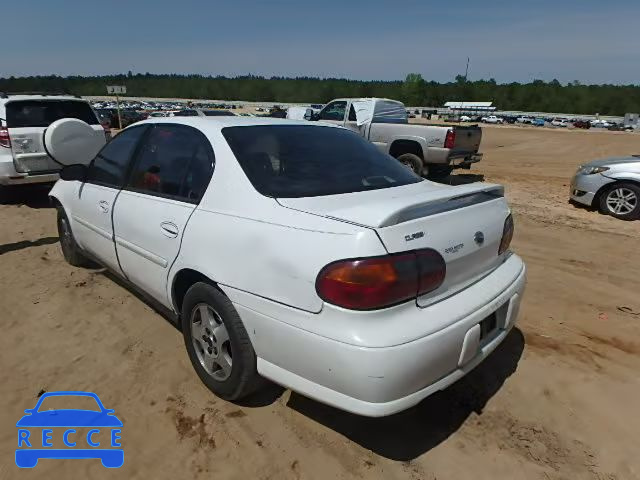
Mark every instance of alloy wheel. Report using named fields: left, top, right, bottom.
left=606, top=187, right=637, bottom=215
left=190, top=303, right=233, bottom=381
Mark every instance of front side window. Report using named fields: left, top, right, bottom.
left=87, top=125, right=149, bottom=187
left=126, top=125, right=213, bottom=202
left=222, top=125, right=421, bottom=198
left=318, top=101, right=347, bottom=121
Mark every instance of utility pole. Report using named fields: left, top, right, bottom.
left=464, top=57, right=470, bottom=82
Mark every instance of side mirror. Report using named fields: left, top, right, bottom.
left=303, top=108, right=314, bottom=121
left=44, top=118, right=106, bottom=167
left=60, top=164, right=88, bottom=182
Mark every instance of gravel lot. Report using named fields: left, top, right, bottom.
left=1, top=125, right=639, bottom=479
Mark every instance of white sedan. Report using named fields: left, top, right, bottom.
left=47, top=116, right=526, bottom=417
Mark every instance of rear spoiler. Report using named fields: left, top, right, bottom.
left=381, top=185, right=504, bottom=227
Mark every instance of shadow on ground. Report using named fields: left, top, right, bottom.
left=0, top=236, right=59, bottom=255
left=0, top=184, right=54, bottom=209
left=441, top=173, right=485, bottom=186
left=287, top=328, right=525, bottom=461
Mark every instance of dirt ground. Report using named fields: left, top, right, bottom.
left=1, top=126, right=639, bottom=480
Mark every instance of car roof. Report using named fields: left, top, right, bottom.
left=0, top=94, right=86, bottom=102
left=137, top=116, right=338, bottom=130
left=329, top=97, right=402, bottom=104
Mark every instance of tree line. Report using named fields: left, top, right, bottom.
left=1, top=73, right=638, bottom=115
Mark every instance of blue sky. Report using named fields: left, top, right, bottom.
left=6, top=1, right=639, bottom=84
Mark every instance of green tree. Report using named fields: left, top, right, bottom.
left=402, top=73, right=425, bottom=106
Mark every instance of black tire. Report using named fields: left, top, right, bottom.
left=181, top=282, right=261, bottom=401
left=427, top=165, right=454, bottom=181
left=397, top=153, right=424, bottom=176
left=598, top=182, right=640, bottom=220
left=56, top=207, right=92, bottom=267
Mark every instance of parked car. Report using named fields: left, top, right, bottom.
left=0, top=92, right=106, bottom=187
left=47, top=116, right=525, bottom=417
left=590, top=119, right=611, bottom=128
left=570, top=155, right=640, bottom=220
left=304, top=98, right=483, bottom=180
left=532, top=118, right=546, bottom=127
left=572, top=120, right=591, bottom=129
left=551, top=118, right=568, bottom=127
left=481, top=115, right=504, bottom=124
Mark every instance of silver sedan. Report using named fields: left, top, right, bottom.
left=570, top=156, right=640, bottom=220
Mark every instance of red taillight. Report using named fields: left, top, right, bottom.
left=444, top=129, right=456, bottom=149
left=416, top=249, right=447, bottom=295
left=316, top=249, right=446, bottom=310
left=499, top=214, right=514, bottom=255
left=0, top=126, right=10, bottom=148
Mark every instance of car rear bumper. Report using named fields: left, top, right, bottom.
left=227, top=254, right=526, bottom=417
left=0, top=159, right=59, bottom=185
left=425, top=147, right=482, bottom=166
left=569, top=172, right=614, bottom=207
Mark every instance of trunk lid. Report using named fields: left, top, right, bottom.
left=6, top=99, right=103, bottom=174
left=278, top=181, right=509, bottom=305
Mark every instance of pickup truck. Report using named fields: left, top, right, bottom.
left=481, top=115, right=504, bottom=124
left=303, top=98, right=483, bottom=180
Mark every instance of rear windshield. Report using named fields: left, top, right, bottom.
left=6, top=100, right=99, bottom=128
left=222, top=125, right=422, bottom=198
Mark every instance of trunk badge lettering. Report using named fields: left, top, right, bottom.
left=445, top=243, right=464, bottom=254
left=404, top=231, right=424, bottom=242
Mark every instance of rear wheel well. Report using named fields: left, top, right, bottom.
left=389, top=140, right=423, bottom=159
left=49, top=195, right=62, bottom=208
left=593, top=179, right=640, bottom=207
left=172, top=269, right=218, bottom=314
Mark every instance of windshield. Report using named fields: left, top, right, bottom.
left=222, top=125, right=422, bottom=198
left=6, top=100, right=99, bottom=127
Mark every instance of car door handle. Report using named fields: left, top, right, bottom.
left=98, top=200, right=110, bottom=213
left=160, top=221, right=179, bottom=238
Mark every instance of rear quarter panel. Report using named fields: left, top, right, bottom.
left=370, top=123, right=446, bottom=155
left=170, top=203, right=385, bottom=313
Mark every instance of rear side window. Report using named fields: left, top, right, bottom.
left=126, top=124, right=214, bottom=203
left=222, top=125, right=421, bottom=198
left=372, top=101, right=408, bottom=124
left=174, top=110, right=199, bottom=117
left=203, top=110, right=235, bottom=117
left=87, top=126, right=149, bottom=187
left=6, top=100, right=99, bottom=127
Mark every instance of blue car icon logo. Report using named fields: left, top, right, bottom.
left=16, top=391, right=123, bottom=468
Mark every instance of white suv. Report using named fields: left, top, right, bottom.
left=0, top=92, right=105, bottom=186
